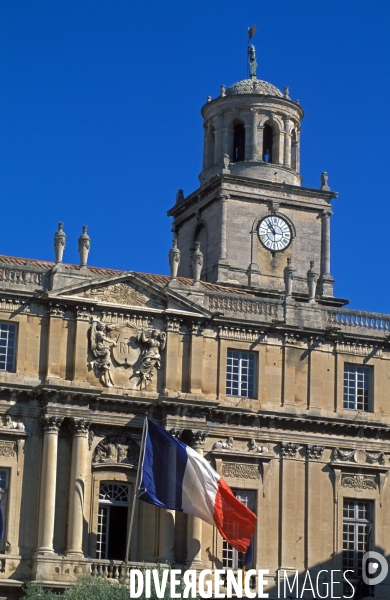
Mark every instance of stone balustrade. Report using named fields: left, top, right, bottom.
left=327, top=309, right=390, bottom=335
left=89, top=560, right=168, bottom=580
left=208, top=294, right=280, bottom=320
left=0, top=268, right=43, bottom=286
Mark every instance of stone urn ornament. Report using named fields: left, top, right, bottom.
left=168, top=238, right=180, bottom=280
left=54, top=222, right=66, bottom=264
left=284, top=257, right=295, bottom=299
left=307, top=260, right=318, bottom=303
left=192, top=242, right=204, bottom=284
left=78, top=226, right=91, bottom=267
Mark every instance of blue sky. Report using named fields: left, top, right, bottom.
left=0, top=0, right=389, bottom=313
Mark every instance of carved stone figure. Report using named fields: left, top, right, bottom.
left=222, top=154, right=230, bottom=170
left=248, top=44, right=257, bottom=78
left=2, top=416, right=25, bottom=431
left=135, top=328, right=166, bottom=388
left=320, top=171, right=330, bottom=191
left=176, top=189, right=184, bottom=204
left=212, top=437, right=234, bottom=451
left=248, top=439, right=267, bottom=453
left=78, top=226, right=91, bottom=267
left=89, top=319, right=118, bottom=387
left=54, top=222, right=66, bottom=264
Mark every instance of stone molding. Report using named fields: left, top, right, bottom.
left=218, top=325, right=267, bottom=343
left=209, top=296, right=279, bottom=319
left=0, top=441, right=16, bottom=457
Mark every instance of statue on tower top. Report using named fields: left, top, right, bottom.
left=248, top=44, right=258, bottom=79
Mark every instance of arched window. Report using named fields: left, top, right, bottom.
left=96, top=483, right=130, bottom=560
left=232, top=123, right=245, bottom=163
left=263, top=124, right=274, bottom=163
left=291, top=129, right=297, bottom=171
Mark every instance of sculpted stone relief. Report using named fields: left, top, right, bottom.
left=88, top=318, right=166, bottom=389
left=93, top=435, right=139, bottom=467
left=81, top=281, right=165, bottom=310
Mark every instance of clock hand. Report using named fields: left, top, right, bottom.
left=267, top=220, right=276, bottom=236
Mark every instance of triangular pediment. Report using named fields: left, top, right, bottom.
left=50, top=272, right=210, bottom=317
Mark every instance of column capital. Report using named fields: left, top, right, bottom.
left=75, top=306, right=91, bottom=321
left=165, top=317, right=182, bottom=333
left=49, top=303, right=66, bottom=318
left=70, top=418, right=91, bottom=436
left=188, top=430, right=208, bottom=450
left=307, top=444, right=325, bottom=460
left=40, top=415, right=64, bottom=433
left=322, top=209, right=333, bottom=218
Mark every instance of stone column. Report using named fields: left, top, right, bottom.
left=66, top=418, right=91, bottom=556
left=283, top=119, right=293, bottom=167
left=257, top=125, right=264, bottom=160
left=158, top=428, right=182, bottom=563
left=250, top=109, right=259, bottom=160
left=321, top=211, right=332, bottom=276
left=186, top=430, right=207, bottom=568
left=164, top=318, right=181, bottom=392
left=219, top=194, right=229, bottom=262
left=73, top=307, right=90, bottom=382
left=318, top=211, right=334, bottom=297
left=37, top=415, right=64, bottom=553
left=295, top=127, right=301, bottom=172
left=214, top=113, right=223, bottom=165
left=46, top=305, right=65, bottom=379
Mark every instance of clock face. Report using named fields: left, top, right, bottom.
left=258, top=216, right=292, bottom=252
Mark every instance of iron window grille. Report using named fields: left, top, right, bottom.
left=226, top=350, right=256, bottom=398
left=343, top=364, right=372, bottom=411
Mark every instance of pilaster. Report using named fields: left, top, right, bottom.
left=164, top=318, right=181, bottom=392
left=186, top=430, right=208, bottom=569
left=73, top=307, right=90, bottom=382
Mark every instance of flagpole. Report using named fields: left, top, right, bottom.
left=124, top=415, right=147, bottom=563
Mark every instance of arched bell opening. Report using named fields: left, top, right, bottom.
left=205, top=124, right=216, bottom=168
left=262, top=121, right=280, bottom=164
left=232, top=121, right=246, bottom=163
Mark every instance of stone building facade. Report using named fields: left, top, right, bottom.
left=0, top=68, right=388, bottom=599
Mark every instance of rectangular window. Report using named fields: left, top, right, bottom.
left=343, top=364, right=372, bottom=411
left=226, top=350, right=256, bottom=398
left=0, top=323, right=17, bottom=372
left=343, top=499, right=372, bottom=578
left=222, top=490, right=256, bottom=570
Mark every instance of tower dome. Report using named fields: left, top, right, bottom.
left=200, top=76, right=304, bottom=186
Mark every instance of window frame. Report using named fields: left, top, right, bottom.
left=222, top=489, right=256, bottom=570
left=342, top=498, right=373, bottom=578
left=0, top=322, right=17, bottom=373
left=96, top=482, right=130, bottom=560
left=343, top=363, right=373, bottom=412
left=226, top=349, right=257, bottom=399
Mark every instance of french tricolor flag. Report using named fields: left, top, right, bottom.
left=139, top=419, right=256, bottom=553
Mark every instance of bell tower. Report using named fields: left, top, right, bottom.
left=168, top=44, right=340, bottom=303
